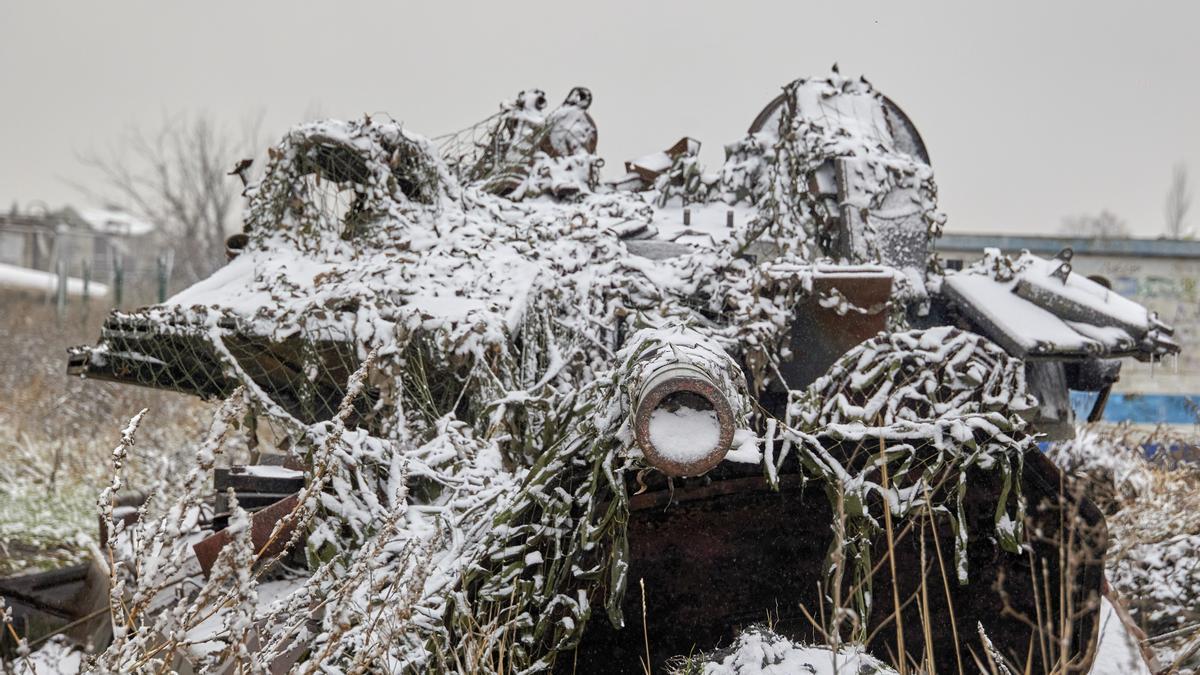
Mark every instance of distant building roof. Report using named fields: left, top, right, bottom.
left=0, top=206, right=156, bottom=237
left=935, top=233, right=1200, bottom=259
left=77, top=207, right=156, bottom=236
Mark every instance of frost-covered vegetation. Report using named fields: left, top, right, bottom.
left=0, top=297, right=208, bottom=577
left=1048, top=425, right=1200, bottom=673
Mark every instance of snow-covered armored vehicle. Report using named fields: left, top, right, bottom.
left=64, top=74, right=1175, bottom=672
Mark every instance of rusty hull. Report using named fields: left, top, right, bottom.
left=192, top=493, right=301, bottom=578
left=563, top=451, right=1106, bottom=674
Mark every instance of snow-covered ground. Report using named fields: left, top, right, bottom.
left=14, top=637, right=84, bottom=675
left=673, top=628, right=896, bottom=674
left=1093, top=597, right=1152, bottom=675
left=0, top=262, right=109, bottom=298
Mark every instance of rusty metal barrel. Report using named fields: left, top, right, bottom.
left=632, top=360, right=739, bottom=477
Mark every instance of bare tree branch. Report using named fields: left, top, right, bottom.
left=1059, top=210, right=1129, bottom=239
left=1165, top=163, right=1193, bottom=239
left=78, top=112, right=263, bottom=283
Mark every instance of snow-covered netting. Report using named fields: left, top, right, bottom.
left=51, top=73, right=1176, bottom=673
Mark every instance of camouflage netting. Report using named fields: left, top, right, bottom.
left=720, top=76, right=944, bottom=305
left=436, top=86, right=602, bottom=199
left=780, top=327, right=1040, bottom=638
left=61, top=75, right=1067, bottom=673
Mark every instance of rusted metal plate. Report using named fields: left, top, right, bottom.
left=777, top=269, right=894, bottom=391
left=565, top=450, right=1105, bottom=674
left=193, top=493, right=300, bottom=578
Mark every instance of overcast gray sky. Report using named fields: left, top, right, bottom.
left=2, top=1, right=1197, bottom=236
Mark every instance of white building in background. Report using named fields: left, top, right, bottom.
left=0, top=205, right=159, bottom=292
left=937, top=233, right=1200, bottom=427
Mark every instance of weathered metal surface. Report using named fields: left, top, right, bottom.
left=216, top=466, right=306, bottom=495
left=565, top=450, right=1106, bottom=674
left=0, top=559, right=111, bottom=655
left=1015, top=272, right=1152, bottom=340
left=68, top=314, right=368, bottom=426
left=1087, top=384, right=1114, bottom=423
left=941, top=254, right=1181, bottom=362
left=212, top=466, right=306, bottom=515
left=835, top=157, right=931, bottom=272
left=1025, top=360, right=1077, bottom=440
left=777, top=269, right=894, bottom=392
left=0, top=565, right=90, bottom=623
left=1064, top=357, right=1122, bottom=392
left=562, top=468, right=832, bottom=674
left=632, top=362, right=737, bottom=477
left=192, top=493, right=300, bottom=578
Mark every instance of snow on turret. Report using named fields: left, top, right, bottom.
left=57, top=74, right=1176, bottom=673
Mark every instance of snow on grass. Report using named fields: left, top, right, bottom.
left=0, top=297, right=213, bottom=575
left=17, top=636, right=85, bottom=674
left=0, top=483, right=97, bottom=575
left=670, top=626, right=896, bottom=675
left=1048, top=423, right=1200, bottom=673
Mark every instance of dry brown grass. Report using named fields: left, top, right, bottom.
left=1050, top=423, right=1200, bottom=672
left=0, top=292, right=212, bottom=574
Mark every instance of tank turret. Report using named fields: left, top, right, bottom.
left=52, top=76, right=1171, bottom=673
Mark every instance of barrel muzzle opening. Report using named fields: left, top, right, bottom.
left=633, top=370, right=736, bottom=477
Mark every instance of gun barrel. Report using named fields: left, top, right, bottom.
left=632, top=361, right=738, bottom=477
